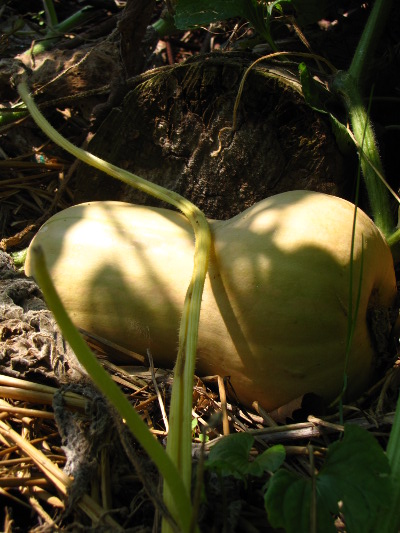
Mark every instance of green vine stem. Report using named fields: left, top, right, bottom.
left=335, top=2, right=399, bottom=531
left=17, top=80, right=210, bottom=532
left=29, top=5, right=96, bottom=56
left=42, top=0, right=58, bottom=28
left=332, top=0, right=394, bottom=237
left=152, top=14, right=178, bottom=37
left=347, top=0, right=393, bottom=88
left=31, top=245, right=192, bottom=532
left=333, top=72, right=393, bottom=236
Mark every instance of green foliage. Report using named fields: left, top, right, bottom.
left=265, top=424, right=392, bottom=533
left=192, top=418, right=209, bottom=442
left=10, top=249, right=28, bottom=270
left=174, top=0, right=291, bottom=50
left=298, top=62, right=330, bottom=108
left=174, top=0, right=335, bottom=34
left=206, top=433, right=285, bottom=480
left=299, top=62, right=353, bottom=154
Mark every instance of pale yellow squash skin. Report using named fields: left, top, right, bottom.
left=25, top=191, right=397, bottom=410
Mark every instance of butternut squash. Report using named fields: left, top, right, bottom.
left=25, top=190, right=397, bottom=410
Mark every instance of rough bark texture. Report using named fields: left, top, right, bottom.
left=0, top=251, right=83, bottom=385
left=74, top=53, right=354, bottom=219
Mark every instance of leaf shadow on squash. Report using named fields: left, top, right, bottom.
left=46, top=201, right=191, bottom=368
left=27, top=192, right=397, bottom=413
left=204, top=192, right=396, bottom=410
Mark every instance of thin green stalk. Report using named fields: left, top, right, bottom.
left=386, top=228, right=400, bottom=248
left=31, top=245, right=191, bottom=531
left=30, top=6, right=96, bottom=56
left=152, top=14, right=179, bottom=37
left=337, top=91, right=372, bottom=422
left=0, top=109, right=29, bottom=128
left=333, top=72, right=393, bottom=236
left=332, top=0, right=394, bottom=236
left=347, top=0, right=393, bottom=87
left=333, top=4, right=400, bottom=528
left=42, top=0, right=58, bottom=28
left=18, top=80, right=210, bottom=533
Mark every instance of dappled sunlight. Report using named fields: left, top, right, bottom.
left=26, top=200, right=196, bottom=367
left=206, top=191, right=396, bottom=408
left=25, top=191, right=397, bottom=411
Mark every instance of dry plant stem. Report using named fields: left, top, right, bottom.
left=18, top=80, right=210, bottom=532
left=0, top=399, right=54, bottom=419
left=0, top=386, right=79, bottom=408
left=252, top=401, right=278, bottom=427
left=0, top=375, right=86, bottom=410
left=147, top=349, right=169, bottom=433
left=30, top=486, right=64, bottom=509
left=0, top=375, right=81, bottom=398
left=0, top=418, right=122, bottom=529
left=21, top=488, right=57, bottom=528
left=217, top=376, right=230, bottom=436
left=0, top=487, right=32, bottom=509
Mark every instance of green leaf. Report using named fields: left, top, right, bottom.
left=299, top=62, right=353, bottom=155
left=206, top=433, right=254, bottom=479
left=318, top=424, right=392, bottom=533
left=298, top=62, right=327, bottom=109
left=265, top=469, right=320, bottom=533
left=247, top=444, right=286, bottom=477
left=327, top=113, right=354, bottom=155
left=265, top=424, right=392, bottom=533
left=267, top=0, right=292, bottom=17
left=206, top=433, right=285, bottom=479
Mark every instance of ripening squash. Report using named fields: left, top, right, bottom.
left=25, top=190, right=397, bottom=410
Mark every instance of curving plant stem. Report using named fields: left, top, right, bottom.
left=333, top=1, right=399, bottom=531
left=31, top=246, right=191, bottom=532
left=332, top=72, right=393, bottom=236
left=332, top=0, right=394, bottom=237
left=17, top=80, right=210, bottom=532
left=347, top=0, right=394, bottom=88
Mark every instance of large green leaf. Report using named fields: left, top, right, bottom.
left=265, top=424, right=392, bottom=533
left=248, top=443, right=286, bottom=477
left=206, top=433, right=285, bottom=479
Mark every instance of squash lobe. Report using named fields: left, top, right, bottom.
left=25, top=191, right=397, bottom=410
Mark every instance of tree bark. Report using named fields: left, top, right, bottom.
left=74, top=53, right=354, bottom=220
